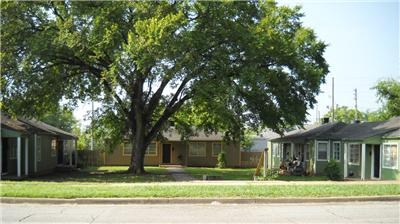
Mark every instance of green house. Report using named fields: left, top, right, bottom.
left=1, top=114, right=78, bottom=178
left=270, top=117, right=400, bottom=180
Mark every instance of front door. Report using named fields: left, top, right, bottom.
left=373, top=145, right=380, bottom=178
left=2, top=138, right=8, bottom=173
left=57, top=140, right=64, bottom=165
left=162, top=144, right=171, bottom=164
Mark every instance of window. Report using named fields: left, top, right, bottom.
left=212, top=143, right=222, bottom=157
left=317, top=141, right=328, bottom=161
left=145, top=143, right=157, bottom=156
left=36, top=136, right=42, bottom=162
left=123, top=142, right=133, bottom=155
left=272, top=143, right=280, bottom=157
left=9, top=138, right=17, bottom=159
left=332, top=142, right=341, bottom=161
left=383, top=144, right=398, bottom=169
left=51, top=139, right=57, bottom=157
left=189, top=142, right=206, bottom=157
left=349, top=144, right=360, bottom=165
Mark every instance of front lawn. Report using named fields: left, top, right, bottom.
left=183, top=167, right=329, bottom=181
left=183, top=167, right=256, bottom=180
left=1, top=181, right=398, bottom=198
left=30, top=166, right=174, bottom=183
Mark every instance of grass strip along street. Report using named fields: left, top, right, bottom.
left=1, top=166, right=399, bottom=199
left=1, top=181, right=399, bottom=199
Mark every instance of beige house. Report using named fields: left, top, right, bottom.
left=102, top=129, right=241, bottom=167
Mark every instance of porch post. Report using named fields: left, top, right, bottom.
left=263, top=148, right=268, bottom=177
left=17, top=137, right=21, bottom=177
left=313, top=140, right=317, bottom=174
left=343, top=143, right=348, bottom=178
left=361, top=143, right=366, bottom=180
left=25, top=138, right=28, bottom=176
left=34, top=134, right=37, bottom=173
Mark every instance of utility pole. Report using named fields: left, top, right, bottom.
left=331, top=77, right=335, bottom=122
left=354, top=88, right=358, bottom=121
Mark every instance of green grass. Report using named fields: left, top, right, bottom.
left=30, top=166, right=174, bottom=183
left=183, top=167, right=329, bottom=181
left=1, top=181, right=398, bottom=198
left=184, top=167, right=256, bottom=180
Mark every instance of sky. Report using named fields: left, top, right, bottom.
left=74, top=0, right=399, bottom=126
left=276, top=0, right=399, bottom=123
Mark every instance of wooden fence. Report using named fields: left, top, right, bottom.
left=77, top=150, right=104, bottom=167
left=240, top=151, right=262, bottom=168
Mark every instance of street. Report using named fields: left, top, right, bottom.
left=1, top=201, right=399, bottom=223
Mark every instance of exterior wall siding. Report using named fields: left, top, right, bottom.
left=102, top=140, right=240, bottom=167
left=35, top=134, right=57, bottom=175
left=381, top=139, right=400, bottom=180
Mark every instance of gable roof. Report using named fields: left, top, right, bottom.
left=1, top=114, right=30, bottom=133
left=19, top=118, right=77, bottom=140
left=1, top=114, right=77, bottom=139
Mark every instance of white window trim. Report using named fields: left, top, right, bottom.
left=332, top=141, right=341, bottom=162
left=316, top=141, right=329, bottom=161
left=382, top=143, right=398, bottom=170
left=145, top=142, right=158, bottom=157
left=348, top=143, right=361, bottom=165
left=211, top=142, right=223, bottom=157
left=189, top=142, right=206, bottom=157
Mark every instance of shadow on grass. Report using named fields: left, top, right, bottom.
left=27, top=166, right=175, bottom=183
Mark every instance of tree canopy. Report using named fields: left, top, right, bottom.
left=1, top=1, right=329, bottom=174
left=324, top=106, right=365, bottom=123
left=372, top=78, right=400, bottom=119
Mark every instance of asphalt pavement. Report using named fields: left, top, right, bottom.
left=2, top=201, right=399, bottom=223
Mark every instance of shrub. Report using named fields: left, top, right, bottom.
left=217, top=152, right=227, bottom=168
left=324, top=160, right=342, bottom=180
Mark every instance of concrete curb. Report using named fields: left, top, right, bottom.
left=1, top=196, right=399, bottom=205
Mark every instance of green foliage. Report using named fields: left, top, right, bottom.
left=217, top=152, right=227, bottom=169
left=41, top=107, right=78, bottom=132
left=372, top=78, right=400, bottom=119
left=324, top=160, right=342, bottom=181
left=2, top=1, right=329, bottom=174
left=240, top=129, right=255, bottom=151
left=324, top=106, right=365, bottom=123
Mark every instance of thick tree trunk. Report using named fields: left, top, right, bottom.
left=128, top=107, right=147, bottom=175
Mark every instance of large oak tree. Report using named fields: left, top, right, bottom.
left=1, top=1, right=328, bottom=174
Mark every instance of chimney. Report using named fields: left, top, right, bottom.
left=322, top=117, right=330, bottom=124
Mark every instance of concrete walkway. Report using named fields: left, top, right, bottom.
left=164, top=165, right=196, bottom=181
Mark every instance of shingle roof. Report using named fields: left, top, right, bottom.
left=1, top=114, right=30, bottom=133
left=272, top=116, right=400, bottom=142
left=19, top=118, right=77, bottom=139
left=1, top=113, right=77, bottom=139
left=272, top=122, right=346, bottom=142
left=330, top=116, right=400, bottom=140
